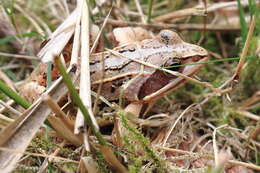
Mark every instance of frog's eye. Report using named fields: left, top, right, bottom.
left=158, top=30, right=182, bottom=45
left=163, top=58, right=181, bottom=72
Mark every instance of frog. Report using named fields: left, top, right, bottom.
left=90, top=30, right=208, bottom=103
left=19, top=30, right=208, bottom=104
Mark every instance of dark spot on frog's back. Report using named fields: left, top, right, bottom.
left=119, top=49, right=127, bottom=53
left=128, top=47, right=136, bottom=52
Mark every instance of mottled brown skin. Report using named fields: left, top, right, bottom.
left=21, top=30, right=208, bottom=103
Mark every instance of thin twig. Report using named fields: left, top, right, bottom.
left=0, top=100, right=21, bottom=117
left=156, top=146, right=260, bottom=171
left=213, top=124, right=228, bottom=165
left=162, top=104, right=195, bottom=146
left=98, top=19, right=240, bottom=31
left=220, top=15, right=256, bottom=89
left=134, top=0, right=146, bottom=24
left=0, top=147, right=78, bottom=163
left=0, top=52, right=38, bottom=60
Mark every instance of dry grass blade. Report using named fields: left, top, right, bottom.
left=0, top=52, right=38, bottom=60
left=156, top=146, right=260, bottom=171
left=134, top=0, right=146, bottom=24
left=100, top=146, right=128, bottom=173
left=0, top=147, right=78, bottom=163
left=0, top=114, right=13, bottom=128
left=212, top=125, right=228, bottom=166
left=0, top=100, right=21, bottom=117
left=153, top=0, right=254, bottom=22
left=37, top=141, right=66, bottom=173
left=0, top=100, right=39, bottom=146
left=79, top=157, right=99, bottom=173
left=101, top=19, right=240, bottom=31
left=43, top=94, right=83, bottom=146
left=233, top=16, right=256, bottom=78
left=75, top=0, right=99, bottom=139
left=70, top=0, right=82, bottom=66
left=162, top=104, right=195, bottom=146
left=220, top=15, right=256, bottom=89
left=153, top=7, right=206, bottom=22
left=0, top=69, right=77, bottom=173
left=38, top=9, right=78, bottom=62
left=47, top=115, right=82, bottom=146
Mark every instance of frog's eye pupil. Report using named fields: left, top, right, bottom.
left=164, top=58, right=181, bottom=72
left=167, top=64, right=180, bottom=72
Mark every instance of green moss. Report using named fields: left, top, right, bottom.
left=118, top=110, right=167, bottom=172
left=240, top=58, right=260, bottom=97
left=92, top=149, right=111, bottom=173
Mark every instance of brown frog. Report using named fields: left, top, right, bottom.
left=20, top=30, right=208, bottom=103
left=90, top=30, right=208, bottom=103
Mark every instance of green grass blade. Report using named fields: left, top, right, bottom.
left=164, top=56, right=258, bottom=69
left=47, top=62, right=52, bottom=88
left=147, top=0, right=154, bottom=23
left=237, top=0, right=248, bottom=44
left=248, top=0, right=256, bottom=17
left=0, top=32, right=40, bottom=45
left=54, top=57, right=107, bottom=146
left=0, top=80, right=31, bottom=109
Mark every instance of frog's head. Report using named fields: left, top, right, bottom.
left=138, top=30, right=209, bottom=102
left=121, top=30, right=209, bottom=103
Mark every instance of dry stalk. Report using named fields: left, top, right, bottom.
left=91, top=9, right=112, bottom=115
left=0, top=100, right=21, bottom=117
left=235, top=110, right=260, bottom=121
left=0, top=147, right=78, bottom=163
left=220, top=15, right=256, bottom=89
left=70, top=2, right=82, bottom=67
left=0, top=100, right=15, bottom=115
left=37, top=141, right=67, bottom=173
left=75, top=0, right=99, bottom=135
left=156, top=146, right=260, bottom=171
left=212, top=124, right=228, bottom=165
left=162, top=104, right=195, bottom=146
left=100, top=19, right=240, bottom=31
left=0, top=52, right=38, bottom=60
left=134, top=0, right=146, bottom=24
left=153, top=0, right=253, bottom=22
left=43, top=94, right=74, bottom=130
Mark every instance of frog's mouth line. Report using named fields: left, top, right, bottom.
left=141, top=56, right=209, bottom=102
